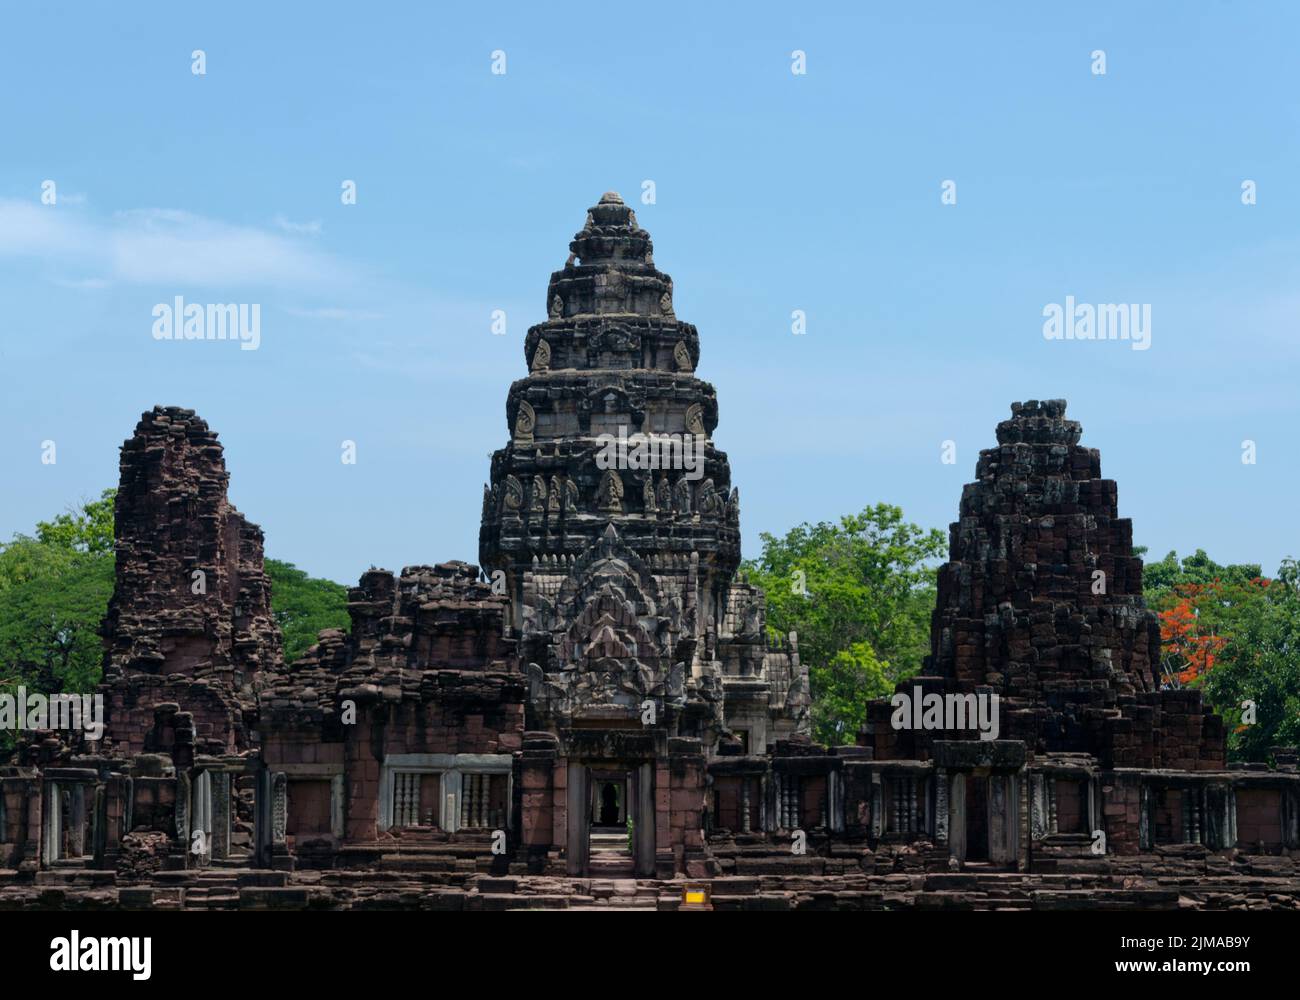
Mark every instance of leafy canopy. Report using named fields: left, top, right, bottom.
left=742, top=504, right=945, bottom=745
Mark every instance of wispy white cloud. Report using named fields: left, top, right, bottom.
left=273, top=214, right=323, bottom=236
left=49, top=275, right=111, bottom=290
left=0, top=199, right=348, bottom=289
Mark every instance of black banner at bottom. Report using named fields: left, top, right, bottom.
left=2, top=908, right=1292, bottom=987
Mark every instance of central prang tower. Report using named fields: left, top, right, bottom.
left=479, top=192, right=808, bottom=751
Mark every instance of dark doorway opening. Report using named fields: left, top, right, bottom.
left=590, top=774, right=627, bottom=830
left=599, top=782, right=620, bottom=825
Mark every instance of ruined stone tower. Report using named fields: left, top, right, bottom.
left=101, top=406, right=281, bottom=756
left=478, top=192, right=809, bottom=750
left=865, top=399, right=1224, bottom=770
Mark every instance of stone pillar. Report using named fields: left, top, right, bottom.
left=828, top=769, right=845, bottom=834
left=211, top=771, right=231, bottom=859
left=518, top=733, right=557, bottom=871
left=440, top=771, right=463, bottom=833
left=1030, top=773, right=1046, bottom=840
left=43, top=781, right=61, bottom=865
left=254, top=767, right=271, bottom=867
left=949, top=772, right=966, bottom=865
left=174, top=773, right=190, bottom=861
left=69, top=786, right=86, bottom=858
left=870, top=774, right=884, bottom=839
left=565, top=761, right=588, bottom=876
left=634, top=763, right=655, bottom=877
left=934, top=767, right=949, bottom=846
left=272, top=773, right=287, bottom=845
left=330, top=774, right=345, bottom=839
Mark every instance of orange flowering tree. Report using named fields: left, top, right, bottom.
left=1143, top=550, right=1300, bottom=760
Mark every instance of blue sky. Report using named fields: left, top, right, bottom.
left=2, top=1, right=1298, bottom=584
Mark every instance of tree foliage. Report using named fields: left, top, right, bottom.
left=742, top=504, right=945, bottom=745
left=1144, top=550, right=1300, bottom=763
left=0, top=492, right=118, bottom=756
left=0, top=492, right=350, bottom=707
left=265, top=559, right=351, bottom=662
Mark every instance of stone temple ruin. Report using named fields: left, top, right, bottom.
left=2, top=194, right=1299, bottom=910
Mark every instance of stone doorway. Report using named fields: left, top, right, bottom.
left=567, top=762, right=655, bottom=877
left=949, top=769, right=1019, bottom=869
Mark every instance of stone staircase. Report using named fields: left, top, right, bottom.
left=587, top=831, right=635, bottom=879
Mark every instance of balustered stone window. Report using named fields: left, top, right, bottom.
left=379, top=754, right=512, bottom=833
left=886, top=775, right=926, bottom=835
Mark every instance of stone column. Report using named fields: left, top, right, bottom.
left=69, top=786, right=86, bottom=858
left=949, top=772, right=966, bottom=865
left=440, top=771, right=463, bottom=833
left=175, top=773, right=190, bottom=860
left=934, top=767, right=949, bottom=846
left=634, top=763, right=655, bottom=877
left=211, top=771, right=231, bottom=859
left=271, top=772, right=286, bottom=845
left=565, top=762, right=588, bottom=876
left=330, top=774, right=345, bottom=839
left=43, top=781, right=61, bottom=865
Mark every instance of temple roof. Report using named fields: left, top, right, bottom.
left=569, top=190, right=654, bottom=267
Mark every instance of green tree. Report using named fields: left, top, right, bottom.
left=0, top=493, right=118, bottom=757
left=742, top=504, right=945, bottom=745
left=1143, top=548, right=1262, bottom=601
left=266, top=559, right=350, bottom=663
left=1199, top=558, right=1300, bottom=762
left=32, top=490, right=116, bottom=556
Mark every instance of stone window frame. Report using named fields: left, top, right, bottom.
left=1140, top=778, right=1235, bottom=850
left=1030, top=768, right=1099, bottom=841
left=272, top=764, right=345, bottom=842
left=378, top=753, right=512, bottom=834
left=41, top=774, right=98, bottom=866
